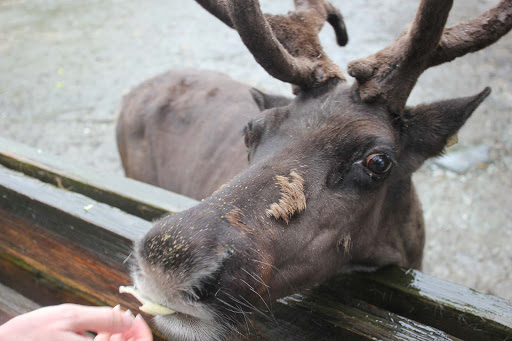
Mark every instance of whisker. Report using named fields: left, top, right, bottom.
left=239, top=303, right=255, bottom=336
left=251, top=255, right=301, bottom=295
left=215, top=297, right=251, bottom=315
left=241, top=268, right=269, bottom=289
left=217, top=311, right=246, bottom=340
left=224, top=292, right=266, bottom=318
left=238, top=294, right=271, bottom=322
left=219, top=297, right=253, bottom=337
left=241, top=268, right=273, bottom=310
left=252, top=259, right=280, bottom=272
left=239, top=278, right=274, bottom=318
left=251, top=258, right=296, bottom=287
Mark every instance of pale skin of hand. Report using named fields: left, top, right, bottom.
left=0, top=304, right=153, bottom=341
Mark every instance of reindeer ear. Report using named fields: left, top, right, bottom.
left=249, top=88, right=293, bottom=111
left=403, top=87, right=491, bottom=158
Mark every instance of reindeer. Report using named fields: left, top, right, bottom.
left=117, top=1, right=512, bottom=340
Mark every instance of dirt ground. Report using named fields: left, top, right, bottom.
left=1, top=0, right=511, bottom=300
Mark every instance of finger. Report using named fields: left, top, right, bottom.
left=110, top=333, right=126, bottom=341
left=94, top=332, right=111, bottom=341
left=53, top=332, right=94, bottom=341
left=59, top=305, right=134, bottom=334
left=123, top=314, right=153, bottom=341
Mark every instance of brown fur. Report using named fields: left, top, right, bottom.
left=117, top=69, right=253, bottom=199
left=338, top=234, right=352, bottom=254
left=265, top=170, right=307, bottom=224
left=225, top=208, right=254, bottom=234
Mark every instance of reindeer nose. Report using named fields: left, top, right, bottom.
left=139, top=208, right=238, bottom=292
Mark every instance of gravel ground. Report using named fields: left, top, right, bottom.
left=1, top=0, right=511, bottom=300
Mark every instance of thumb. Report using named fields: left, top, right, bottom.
left=123, top=314, right=153, bottom=341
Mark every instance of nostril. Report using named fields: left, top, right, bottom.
left=195, top=271, right=223, bottom=302
left=185, top=256, right=228, bottom=303
left=181, top=276, right=220, bottom=303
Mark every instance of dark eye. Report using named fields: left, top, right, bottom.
left=365, top=154, right=393, bottom=174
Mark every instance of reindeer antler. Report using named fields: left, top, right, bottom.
left=348, top=0, right=512, bottom=115
left=195, top=0, right=348, bottom=89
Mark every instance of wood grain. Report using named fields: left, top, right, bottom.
left=0, top=137, right=198, bottom=221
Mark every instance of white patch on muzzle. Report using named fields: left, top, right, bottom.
left=266, top=170, right=306, bottom=224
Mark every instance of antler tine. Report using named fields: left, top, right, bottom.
left=227, top=0, right=319, bottom=86
left=195, top=0, right=233, bottom=28
left=293, top=0, right=349, bottom=46
left=196, top=0, right=348, bottom=89
left=348, top=0, right=454, bottom=114
left=429, top=0, right=512, bottom=68
left=324, top=2, right=349, bottom=46
left=348, top=0, right=512, bottom=115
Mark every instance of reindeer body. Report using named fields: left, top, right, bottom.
left=117, top=1, right=512, bottom=340
left=117, top=69, right=251, bottom=199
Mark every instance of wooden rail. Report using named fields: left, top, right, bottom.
left=0, top=137, right=511, bottom=340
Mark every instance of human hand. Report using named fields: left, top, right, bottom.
left=0, top=303, right=153, bottom=341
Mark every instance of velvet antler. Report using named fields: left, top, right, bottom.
left=348, top=0, right=512, bottom=115
left=195, top=0, right=349, bottom=89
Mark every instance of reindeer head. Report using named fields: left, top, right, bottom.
left=129, top=1, right=511, bottom=340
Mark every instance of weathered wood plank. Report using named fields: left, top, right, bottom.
left=0, top=165, right=150, bottom=265
left=251, top=304, right=366, bottom=341
left=0, top=165, right=143, bottom=307
left=0, top=166, right=170, bottom=338
left=0, top=256, right=166, bottom=341
left=0, top=205, right=136, bottom=310
left=250, top=292, right=461, bottom=341
left=0, top=137, right=198, bottom=221
left=0, top=282, right=40, bottom=324
left=317, top=267, right=512, bottom=340
left=0, top=253, right=93, bottom=308
left=278, top=292, right=461, bottom=341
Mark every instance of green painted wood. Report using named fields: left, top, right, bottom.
left=0, top=137, right=198, bottom=221
left=317, top=267, right=512, bottom=340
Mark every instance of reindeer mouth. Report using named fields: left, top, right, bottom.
left=119, top=286, right=176, bottom=316
left=121, top=285, right=228, bottom=341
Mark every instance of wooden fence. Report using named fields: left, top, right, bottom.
left=0, top=137, right=510, bottom=340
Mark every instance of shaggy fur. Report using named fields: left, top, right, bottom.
left=266, top=170, right=307, bottom=224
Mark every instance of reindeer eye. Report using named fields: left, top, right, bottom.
left=365, top=154, right=393, bottom=174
